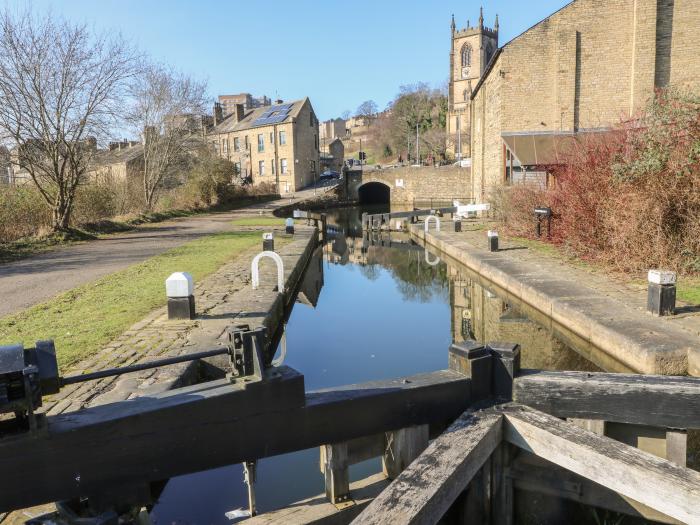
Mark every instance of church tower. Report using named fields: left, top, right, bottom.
left=447, top=8, right=498, bottom=159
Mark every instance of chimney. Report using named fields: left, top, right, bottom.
left=234, top=103, right=245, bottom=123
left=213, top=102, right=223, bottom=126
left=275, top=99, right=283, bottom=105
left=109, top=142, right=119, bottom=151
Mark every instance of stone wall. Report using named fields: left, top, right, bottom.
left=470, top=0, right=700, bottom=199
left=347, top=166, right=472, bottom=205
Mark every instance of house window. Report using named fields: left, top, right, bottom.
left=259, top=160, right=265, bottom=176
left=222, top=139, right=228, bottom=154
left=269, top=132, right=274, bottom=144
left=281, top=158, right=288, bottom=174
left=314, top=135, right=318, bottom=149
left=279, top=130, right=286, bottom=145
left=234, top=162, right=241, bottom=176
left=257, top=134, right=264, bottom=152
left=234, top=137, right=240, bottom=152
left=244, top=136, right=249, bottom=148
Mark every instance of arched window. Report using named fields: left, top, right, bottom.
left=461, top=43, right=472, bottom=67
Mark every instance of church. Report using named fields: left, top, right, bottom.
left=448, top=0, right=700, bottom=201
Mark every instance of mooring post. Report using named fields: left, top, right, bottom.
left=165, top=272, right=195, bottom=320
left=262, top=232, right=274, bottom=252
left=487, top=230, right=499, bottom=252
left=320, top=442, right=350, bottom=504
left=382, top=424, right=429, bottom=480
left=453, top=217, right=462, bottom=232
left=647, top=269, right=676, bottom=316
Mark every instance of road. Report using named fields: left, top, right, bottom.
left=0, top=184, right=335, bottom=318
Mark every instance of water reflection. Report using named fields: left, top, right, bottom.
left=152, top=205, right=600, bottom=523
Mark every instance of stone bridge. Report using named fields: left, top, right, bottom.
left=344, top=166, right=472, bottom=207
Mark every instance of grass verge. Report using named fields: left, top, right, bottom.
left=231, top=217, right=286, bottom=227
left=678, top=278, right=700, bottom=305
left=0, top=195, right=279, bottom=264
left=0, top=231, right=261, bottom=369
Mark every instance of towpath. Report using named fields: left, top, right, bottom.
left=0, top=183, right=333, bottom=317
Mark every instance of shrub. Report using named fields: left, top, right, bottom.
left=0, top=185, right=51, bottom=241
left=496, top=88, right=700, bottom=274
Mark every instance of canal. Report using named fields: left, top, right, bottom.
left=150, top=205, right=607, bottom=524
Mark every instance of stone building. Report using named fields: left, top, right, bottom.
left=319, top=118, right=347, bottom=141
left=218, top=93, right=271, bottom=116
left=446, top=8, right=499, bottom=160
left=320, top=138, right=344, bottom=173
left=467, top=0, right=700, bottom=201
left=208, top=98, right=320, bottom=194
left=87, top=141, right=144, bottom=183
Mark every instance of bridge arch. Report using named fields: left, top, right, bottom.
left=358, top=181, right=390, bottom=205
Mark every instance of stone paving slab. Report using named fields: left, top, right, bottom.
left=38, top=225, right=318, bottom=415
left=411, top=222, right=700, bottom=376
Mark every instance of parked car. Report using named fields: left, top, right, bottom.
left=320, top=170, right=340, bottom=180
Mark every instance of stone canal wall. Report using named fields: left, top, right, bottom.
left=411, top=223, right=699, bottom=377
left=42, top=226, right=320, bottom=414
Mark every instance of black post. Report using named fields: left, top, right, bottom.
left=487, top=342, right=521, bottom=402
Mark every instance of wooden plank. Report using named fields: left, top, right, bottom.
left=514, top=369, right=700, bottom=428
left=0, top=369, right=470, bottom=512
left=247, top=473, right=390, bottom=525
left=666, top=429, right=688, bottom=467
left=382, top=425, right=429, bottom=479
left=502, top=404, right=700, bottom=524
left=323, top=443, right=350, bottom=504
left=352, top=409, right=503, bottom=525
left=509, top=454, right=682, bottom=525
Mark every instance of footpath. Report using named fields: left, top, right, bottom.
left=411, top=221, right=700, bottom=377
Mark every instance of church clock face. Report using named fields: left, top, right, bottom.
left=461, top=66, right=470, bottom=79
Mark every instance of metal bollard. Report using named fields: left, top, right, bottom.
left=262, top=232, right=274, bottom=251
left=285, top=218, right=294, bottom=235
left=487, top=230, right=499, bottom=252
left=647, top=270, right=676, bottom=316
left=251, top=251, right=285, bottom=292
left=166, top=272, right=195, bottom=320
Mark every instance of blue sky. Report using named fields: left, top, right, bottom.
left=14, top=0, right=570, bottom=121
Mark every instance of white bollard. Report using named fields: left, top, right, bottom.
left=166, top=272, right=195, bottom=320
left=251, top=251, right=285, bottom=292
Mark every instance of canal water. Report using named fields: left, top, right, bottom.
left=150, top=205, right=600, bottom=525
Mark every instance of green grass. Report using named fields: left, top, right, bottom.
left=678, top=278, right=700, bottom=305
left=230, top=217, right=286, bottom=226
left=0, top=231, right=261, bottom=369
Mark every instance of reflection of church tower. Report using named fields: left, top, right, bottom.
left=447, top=8, right=498, bottom=160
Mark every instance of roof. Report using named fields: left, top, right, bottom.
left=209, top=98, right=308, bottom=135
left=91, top=144, right=144, bottom=167
left=501, top=128, right=609, bottom=166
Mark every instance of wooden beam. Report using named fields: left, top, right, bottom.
left=513, top=369, right=700, bottom=428
left=382, top=425, right=429, bottom=480
left=352, top=409, right=503, bottom=525
left=502, top=404, right=700, bottom=524
left=509, top=454, right=682, bottom=525
left=0, top=369, right=470, bottom=512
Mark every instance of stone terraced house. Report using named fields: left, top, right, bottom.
left=208, top=98, right=320, bottom=194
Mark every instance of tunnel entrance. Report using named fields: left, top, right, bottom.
left=358, top=182, right=390, bottom=205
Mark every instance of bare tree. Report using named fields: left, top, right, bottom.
left=0, top=10, right=137, bottom=231
left=125, top=65, right=208, bottom=209
left=356, top=100, right=379, bottom=120
left=341, top=110, right=351, bottom=120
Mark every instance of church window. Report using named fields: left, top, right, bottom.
left=461, top=43, right=472, bottom=67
